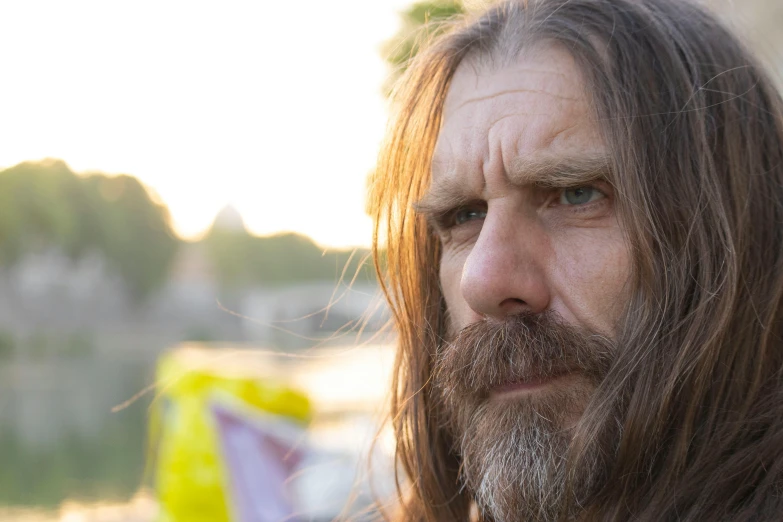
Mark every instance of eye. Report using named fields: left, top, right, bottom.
left=452, top=207, right=487, bottom=226
left=559, top=186, right=605, bottom=205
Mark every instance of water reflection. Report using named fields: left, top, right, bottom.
left=0, top=356, right=153, bottom=509
left=0, top=342, right=395, bottom=521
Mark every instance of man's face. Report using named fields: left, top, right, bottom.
left=429, top=44, right=629, bottom=341
left=421, top=46, right=631, bottom=520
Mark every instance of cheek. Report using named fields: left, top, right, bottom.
left=551, top=230, right=631, bottom=334
left=439, top=249, right=470, bottom=325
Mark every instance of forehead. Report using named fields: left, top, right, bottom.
left=433, top=45, right=604, bottom=183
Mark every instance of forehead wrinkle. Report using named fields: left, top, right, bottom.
left=451, top=88, right=580, bottom=114
left=535, top=118, right=586, bottom=155
left=485, top=110, right=572, bottom=132
left=431, top=150, right=483, bottom=194
left=431, top=127, right=487, bottom=194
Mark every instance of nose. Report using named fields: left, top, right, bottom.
left=460, top=210, right=550, bottom=319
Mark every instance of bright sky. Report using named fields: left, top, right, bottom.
left=0, top=0, right=414, bottom=249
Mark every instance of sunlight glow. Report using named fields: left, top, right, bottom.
left=0, top=0, right=413, bottom=248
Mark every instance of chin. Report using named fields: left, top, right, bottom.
left=452, top=379, right=602, bottom=522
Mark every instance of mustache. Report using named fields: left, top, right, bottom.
left=434, top=312, right=616, bottom=399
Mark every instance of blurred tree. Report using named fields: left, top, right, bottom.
left=202, top=227, right=375, bottom=290
left=0, top=160, right=179, bottom=302
left=381, top=0, right=466, bottom=92
left=89, top=174, right=179, bottom=302
left=0, top=159, right=374, bottom=301
left=0, top=330, right=15, bottom=360
left=247, top=232, right=327, bottom=285
left=0, top=160, right=77, bottom=265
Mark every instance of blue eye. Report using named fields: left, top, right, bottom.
left=454, top=208, right=487, bottom=225
left=560, top=186, right=604, bottom=205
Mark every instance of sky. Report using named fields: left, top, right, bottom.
left=0, top=0, right=414, bottom=248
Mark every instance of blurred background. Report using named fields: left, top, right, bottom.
left=0, top=0, right=781, bottom=521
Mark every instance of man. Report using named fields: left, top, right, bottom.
left=369, top=0, right=783, bottom=520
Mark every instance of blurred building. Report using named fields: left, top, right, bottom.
left=0, top=240, right=386, bottom=358
left=241, top=282, right=388, bottom=347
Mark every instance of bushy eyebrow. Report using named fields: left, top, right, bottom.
left=414, top=152, right=612, bottom=227
left=414, top=175, right=476, bottom=226
left=509, top=153, right=611, bottom=188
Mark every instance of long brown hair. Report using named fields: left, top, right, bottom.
left=369, top=0, right=783, bottom=520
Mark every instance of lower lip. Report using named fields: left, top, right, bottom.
left=490, top=373, right=570, bottom=398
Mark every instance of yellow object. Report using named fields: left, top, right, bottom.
left=149, top=347, right=311, bottom=522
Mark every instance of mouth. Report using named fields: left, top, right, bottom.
left=490, top=372, right=574, bottom=399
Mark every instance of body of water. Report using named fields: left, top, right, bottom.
left=0, top=342, right=396, bottom=521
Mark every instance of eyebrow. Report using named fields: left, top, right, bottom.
left=414, top=153, right=611, bottom=226
left=508, top=152, right=611, bottom=187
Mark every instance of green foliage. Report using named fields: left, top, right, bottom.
left=0, top=159, right=78, bottom=266
left=182, top=326, right=216, bottom=343
left=26, top=332, right=49, bottom=360
left=83, top=174, right=179, bottom=302
left=0, top=159, right=179, bottom=302
left=202, top=228, right=375, bottom=290
left=0, top=159, right=375, bottom=300
left=381, top=0, right=466, bottom=91
left=0, top=330, right=15, bottom=360
left=0, top=383, right=149, bottom=508
left=64, top=330, right=95, bottom=357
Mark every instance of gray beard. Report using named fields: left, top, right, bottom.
left=433, top=314, right=618, bottom=522
left=454, top=385, right=604, bottom=522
